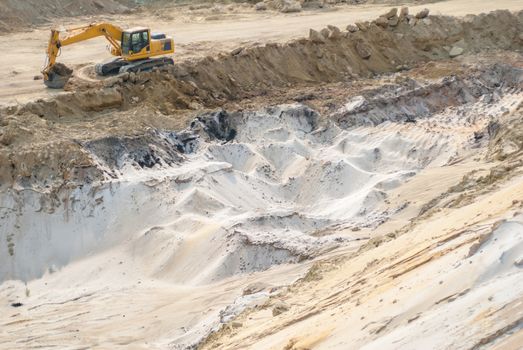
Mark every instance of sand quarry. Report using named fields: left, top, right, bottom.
left=1, top=1, right=523, bottom=349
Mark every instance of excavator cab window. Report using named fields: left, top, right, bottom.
left=122, top=30, right=149, bottom=55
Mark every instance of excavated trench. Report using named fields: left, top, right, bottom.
left=1, top=60, right=522, bottom=284
left=0, top=9, right=523, bottom=350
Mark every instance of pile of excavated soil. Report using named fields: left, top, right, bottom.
left=59, top=8, right=523, bottom=110
left=1, top=9, right=522, bottom=192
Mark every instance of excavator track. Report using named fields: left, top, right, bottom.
left=95, top=59, right=128, bottom=76
left=94, top=57, right=174, bottom=76
left=118, top=57, right=174, bottom=74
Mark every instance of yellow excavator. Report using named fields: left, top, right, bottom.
left=42, top=22, right=175, bottom=88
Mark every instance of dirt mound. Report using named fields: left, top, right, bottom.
left=16, top=9, right=523, bottom=117
left=108, top=9, right=523, bottom=113
left=0, top=0, right=136, bottom=34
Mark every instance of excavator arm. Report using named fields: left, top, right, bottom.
left=42, top=23, right=124, bottom=88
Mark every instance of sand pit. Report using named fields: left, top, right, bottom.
left=2, top=55, right=522, bottom=347
left=1, top=5, right=523, bottom=350
left=0, top=102, right=460, bottom=283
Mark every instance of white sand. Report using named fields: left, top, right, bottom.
left=3, top=82, right=520, bottom=348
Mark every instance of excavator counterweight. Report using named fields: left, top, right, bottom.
left=42, top=23, right=175, bottom=89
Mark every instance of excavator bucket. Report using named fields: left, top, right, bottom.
left=44, top=63, right=73, bottom=89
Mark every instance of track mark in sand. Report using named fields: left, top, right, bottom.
left=389, top=234, right=480, bottom=279
left=27, top=292, right=96, bottom=311
left=283, top=329, right=332, bottom=350
left=2, top=318, right=32, bottom=327
left=434, top=288, right=471, bottom=305
left=380, top=224, right=493, bottom=280
left=360, top=315, right=397, bottom=335
left=373, top=317, right=396, bottom=335
left=469, top=315, right=523, bottom=350
left=238, top=307, right=325, bottom=346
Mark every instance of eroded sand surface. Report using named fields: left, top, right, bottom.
left=1, top=2, right=523, bottom=350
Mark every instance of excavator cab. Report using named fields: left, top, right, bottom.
left=122, top=28, right=150, bottom=57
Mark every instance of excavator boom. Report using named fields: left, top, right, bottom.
left=42, top=22, right=174, bottom=88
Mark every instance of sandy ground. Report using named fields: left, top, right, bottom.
left=0, top=0, right=522, bottom=105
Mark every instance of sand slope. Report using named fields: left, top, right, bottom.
left=2, top=64, right=522, bottom=348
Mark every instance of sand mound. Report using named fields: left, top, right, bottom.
left=1, top=79, right=511, bottom=282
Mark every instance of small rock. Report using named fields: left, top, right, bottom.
left=231, top=47, right=244, bottom=56
left=103, top=76, right=122, bottom=87
left=309, top=29, right=325, bottom=43
left=375, top=16, right=389, bottom=28
left=473, top=131, right=484, bottom=142
left=356, top=22, right=369, bottom=32
left=281, top=0, right=302, bottom=13
left=399, top=7, right=409, bottom=19
left=514, top=258, right=523, bottom=267
left=407, top=15, right=417, bottom=26
left=93, top=1, right=104, bottom=9
left=272, top=301, right=290, bottom=316
left=255, top=2, right=267, bottom=11
left=422, top=18, right=432, bottom=25
left=344, top=95, right=368, bottom=113
left=416, top=8, right=430, bottom=19
left=346, top=24, right=359, bottom=33
left=119, top=72, right=130, bottom=82
left=355, top=41, right=372, bottom=59
left=388, top=15, right=399, bottom=27
left=327, top=25, right=342, bottom=39
left=383, top=8, right=398, bottom=19
left=320, top=27, right=331, bottom=38
left=243, top=281, right=269, bottom=296
left=449, top=46, right=464, bottom=58
left=468, top=242, right=482, bottom=257
left=131, top=96, right=140, bottom=103
left=231, top=321, right=243, bottom=328
left=33, top=75, right=43, bottom=80
left=518, top=33, right=523, bottom=42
